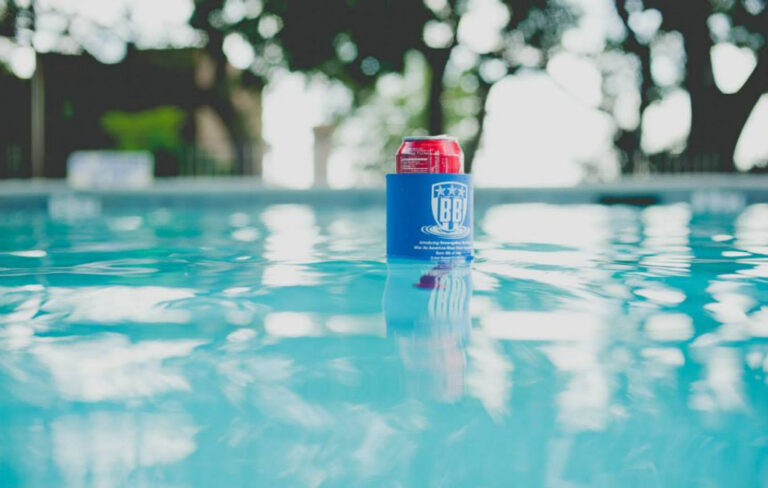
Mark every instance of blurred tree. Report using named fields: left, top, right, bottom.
left=611, top=0, right=768, bottom=173
left=189, top=0, right=432, bottom=175
left=0, top=1, right=20, bottom=39
left=0, top=0, right=270, bottom=176
left=197, top=0, right=433, bottom=177
left=190, top=0, right=269, bottom=175
left=432, top=0, right=577, bottom=172
left=268, top=0, right=429, bottom=93
left=261, top=0, right=576, bottom=173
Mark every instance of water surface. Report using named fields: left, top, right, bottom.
left=1, top=198, right=767, bottom=487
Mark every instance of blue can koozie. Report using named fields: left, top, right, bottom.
left=386, top=173, right=473, bottom=261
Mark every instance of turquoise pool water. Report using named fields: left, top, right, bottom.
left=1, top=197, right=767, bottom=487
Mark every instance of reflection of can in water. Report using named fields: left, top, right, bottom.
left=384, top=262, right=471, bottom=337
left=383, top=262, right=472, bottom=401
left=396, top=135, right=464, bottom=174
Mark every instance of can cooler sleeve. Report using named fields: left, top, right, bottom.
left=386, top=173, right=473, bottom=261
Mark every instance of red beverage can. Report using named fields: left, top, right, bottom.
left=396, top=135, right=463, bottom=174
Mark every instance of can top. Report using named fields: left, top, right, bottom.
left=402, top=134, right=457, bottom=142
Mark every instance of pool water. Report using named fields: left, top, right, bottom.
left=1, top=198, right=767, bottom=487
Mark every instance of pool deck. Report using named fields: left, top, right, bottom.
left=0, top=174, right=766, bottom=209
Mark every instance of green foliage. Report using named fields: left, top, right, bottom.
left=187, top=0, right=580, bottom=175
left=100, top=106, right=187, bottom=153
left=342, top=52, right=430, bottom=177
left=443, top=69, right=484, bottom=148
left=192, top=0, right=431, bottom=99
left=0, top=0, right=18, bottom=38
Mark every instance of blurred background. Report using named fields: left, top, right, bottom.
left=0, top=0, right=766, bottom=188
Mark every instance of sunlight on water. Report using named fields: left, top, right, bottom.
left=0, top=198, right=767, bottom=487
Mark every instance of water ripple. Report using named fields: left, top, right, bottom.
left=1, top=201, right=767, bottom=486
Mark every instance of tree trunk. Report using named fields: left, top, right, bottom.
left=687, top=46, right=768, bottom=173
left=676, top=2, right=762, bottom=173
left=199, top=26, right=253, bottom=175
left=681, top=8, right=728, bottom=172
left=201, top=83, right=248, bottom=174
left=686, top=93, right=743, bottom=172
left=464, top=80, right=491, bottom=174
left=614, top=129, right=643, bottom=174
left=230, top=81, right=264, bottom=176
left=615, top=0, right=654, bottom=174
left=425, top=48, right=451, bottom=135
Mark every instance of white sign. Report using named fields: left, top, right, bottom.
left=67, top=151, right=154, bottom=190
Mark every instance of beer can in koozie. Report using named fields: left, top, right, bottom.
left=396, top=135, right=463, bottom=174
left=387, top=137, right=473, bottom=261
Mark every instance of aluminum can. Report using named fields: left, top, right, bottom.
left=396, top=135, right=463, bottom=174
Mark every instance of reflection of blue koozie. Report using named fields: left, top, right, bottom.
left=386, top=173, right=473, bottom=261
left=383, top=261, right=472, bottom=401
left=383, top=262, right=472, bottom=338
